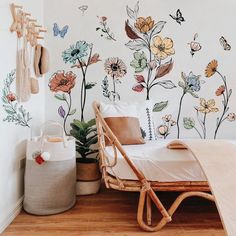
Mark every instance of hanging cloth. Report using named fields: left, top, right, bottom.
left=15, top=20, right=31, bottom=102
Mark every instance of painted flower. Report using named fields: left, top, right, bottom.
left=104, top=57, right=127, bottom=78
left=6, top=93, right=16, bottom=102
left=49, top=70, right=76, bottom=93
left=205, top=59, right=218, bottom=78
left=132, top=84, right=145, bottom=92
left=130, top=51, right=147, bottom=73
left=215, top=85, right=225, bottom=96
left=134, top=16, right=154, bottom=33
left=226, top=113, right=236, bottom=122
left=197, top=98, right=219, bottom=114
left=157, top=125, right=169, bottom=136
left=135, top=75, right=145, bottom=83
left=148, top=60, right=157, bottom=70
left=181, top=72, right=201, bottom=92
left=162, top=114, right=172, bottom=122
left=150, top=36, right=175, bottom=60
left=100, top=16, right=107, bottom=22
left=62, top=41, right=89, bottom=64
left=189, top=41, right=202, bottom=56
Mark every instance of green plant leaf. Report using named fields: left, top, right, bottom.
left=153, top=101, right=168, bottom=112
left=183, top=117, right=195, bottom=129
left=69, top=109, right=76, bottom=116
left=85, top=82, right=97, bottom=90
left=157, top=80, right=176, bottom=89
left=54, top=93, right=66, bottom=101
left=178, top=81, right=185, bottom=89
left=187, top=90, right=199, bottom=98
left=87, top=118, right=96, bottom=127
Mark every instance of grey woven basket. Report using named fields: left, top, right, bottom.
left=23, top=121, right=76, bottom=215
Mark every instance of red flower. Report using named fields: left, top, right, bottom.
left=7, top=93, right=16, bottom=102
left=35, top=155, right=45, bottom=165
left=132, top=84, right=144, bottom=92
left=49, top=70, right=76, bottom=93
left=135, top=75, right=145, bottom=83
left=215, top=85, right=225, bottom=96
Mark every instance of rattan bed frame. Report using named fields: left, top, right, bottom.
left=93, top=102, right=215, bottom=232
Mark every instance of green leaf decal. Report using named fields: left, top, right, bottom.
left=54, top=93, right=67, bottom=101
left=183, top=117, right=195, bottom=129
left=153, top=101, right=168, bottom=112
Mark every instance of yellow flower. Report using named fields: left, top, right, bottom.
left=198, top=98, right=219, bottom=114
left=205, top=60, right=218, bottom=77
left=150, top=36, right=175, bottom=60
left=134, top=16, right=154, bottom=33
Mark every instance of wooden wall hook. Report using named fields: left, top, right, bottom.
left=39, top=29, right=47, bottom=33
left=28, top=18, right=37, bottom=22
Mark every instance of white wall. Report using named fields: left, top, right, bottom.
left=44, top=0, right=236, bottom=139
left=0, top=0, right=45, bottom=232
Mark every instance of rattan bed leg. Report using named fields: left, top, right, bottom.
left=137, top=190, right=170, bottom=232
left=146, top=194, right=152, bottom=226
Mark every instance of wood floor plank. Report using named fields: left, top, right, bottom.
left=2, top=186, right=225, bottom=236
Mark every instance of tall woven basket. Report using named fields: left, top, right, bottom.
left=23, top=121, right=76, bottom=215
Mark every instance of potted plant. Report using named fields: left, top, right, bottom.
left=70, top=118, right=101, bottom=195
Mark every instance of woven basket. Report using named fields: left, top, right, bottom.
left=23, top=121, right=76, bottom=215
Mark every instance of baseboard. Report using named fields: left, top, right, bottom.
left=0, top=196, right=23, bottom=234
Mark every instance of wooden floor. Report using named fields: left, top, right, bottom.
left=3, top=186, right=225, bottom=236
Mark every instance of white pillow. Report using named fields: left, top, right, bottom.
left=100, top=100, right=156, bottom=141
left=100, top=101, right=138, bottom=118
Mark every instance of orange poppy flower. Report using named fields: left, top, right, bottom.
left=205, top=60, right=218, bottom=77
left=49, top=70, right=76, bottom=93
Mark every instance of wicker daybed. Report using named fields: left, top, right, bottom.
left=93, top=101, right=214, bottom=232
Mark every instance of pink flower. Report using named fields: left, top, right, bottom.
left=135, top=75, right=145, bottom=83
left=132, top=84, right=144, bottom=92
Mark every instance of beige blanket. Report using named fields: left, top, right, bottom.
left=167, top=139, right=236, bottom=236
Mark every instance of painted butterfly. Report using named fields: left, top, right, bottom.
left=219, top=36, right=231, bottom=51
left=169, top=9, right=185, bottom=25
left=78, top=5, right=88, bottom=14
left=53, top=23, right=69, bottom=38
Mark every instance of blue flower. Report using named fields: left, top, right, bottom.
left=183, top=72, right=201, bottom=92
left=62, top=41, right=89, bottom=64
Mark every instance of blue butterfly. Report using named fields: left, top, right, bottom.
left=53, top=23, right=69, bottom=38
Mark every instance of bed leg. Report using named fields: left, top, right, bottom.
left=146, top=194, right=152, bottom=226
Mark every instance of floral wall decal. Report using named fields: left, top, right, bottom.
left=62, top=40, right=101, bottom=121
left=176, top=71, right=202, bottom=138
left=48, top=70, right=76, bottom=135
left=205, top=59, right=234, bottom=138
left=43, top=0, right=236, bottom=140
left=188, top=33, right=202, bottom=57
left=2, top=70, right=31, bottom=127
left=102, top=57, right=127, bottom=101
left=184, top=98, right=219, bottom=139
left=157, top=114, right=176, bottom=139
left=125, top=1, right=176, bottom=100
left=96, top=16, right=116, bottom=41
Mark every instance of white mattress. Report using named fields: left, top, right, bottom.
left=105, top=139, right=236, bottom=182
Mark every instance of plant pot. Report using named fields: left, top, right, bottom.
left=76, top=158, right=101, bottom=195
